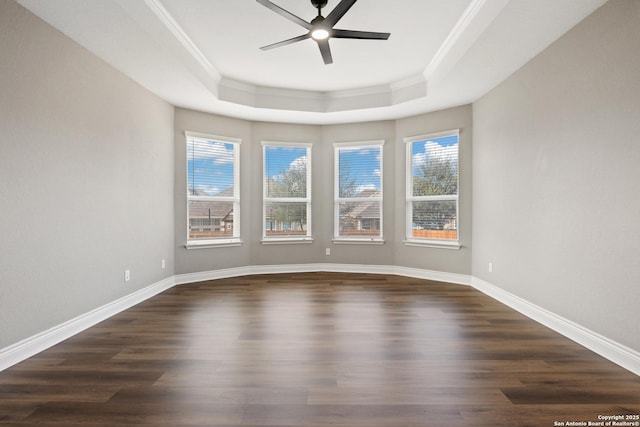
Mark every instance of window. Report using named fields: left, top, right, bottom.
left=262, top=142, right=311, bottom=242
left=334, top=141, right=384, bottom=242
left=405, top=130, right=459, bottom=247
left=186, top=132, right=240, bottom=247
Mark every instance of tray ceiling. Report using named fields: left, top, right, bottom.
left=17, top=0, right=607, bottom=124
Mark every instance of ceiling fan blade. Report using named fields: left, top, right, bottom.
left=256, top=0, right=311, bottom=30
left=332, top=29, right=390, bottom=40
left=317, top=39, right=333, bottom=64
left=324, top=0, right=358, bottom=28
left=260, top=34, right=310, bottom=50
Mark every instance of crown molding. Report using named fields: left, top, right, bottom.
left=423, top=0, right=510, bottom=85
left=138, top=0, right=431, bottom=114
left=142, top=0, right=221, bottom=84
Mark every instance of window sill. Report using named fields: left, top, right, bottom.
left=333, top=238, right=385, bottom=245
left=403, top=239, right=461, bottom=250
left=261, top=237, right=313, bottom=245
left=185, top=239, right=243, bottom=249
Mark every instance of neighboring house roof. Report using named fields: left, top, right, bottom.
left=345, top=190, right=381, bottom=219
left=188, top=187, right=235, bottom=219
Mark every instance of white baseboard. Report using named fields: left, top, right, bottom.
left=471, top=277, right=640, bottom=376
left=2, top=267, right=638, bottom=377
left=0, top=276, right=175, bottom=372
left=393, top=265, right=472, bottom=285
left=3, top=263, right=466, bottom=372
left=175, top=263, right=472, bottom=286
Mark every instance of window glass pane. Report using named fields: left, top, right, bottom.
left=264, top=201, right=308, bottom=236
left=263, top=144, right=311, bottom=239
left=411, top=200, right=457, bottom=240
left=338, top=201, right=381, bottom=237
left=187, top=139, right=236, bottom=196
left=411, top=135, right=458, bottom=197
left=186, top=134, right=239, bottom=242
left=338, top=146, right=382, bottom=198
left=188, top=200, right=235, bottom=240
left=264, top=146, right=308, bottom=198
left=335, top=144, right=382, bottom=239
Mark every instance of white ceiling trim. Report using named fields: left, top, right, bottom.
left=135, top=0, right=496, bottom=114
left=423, top=0, right=509, bottom=85
left=218, top=73, right=428, bottom=113
left=142, top=0, right=221, bottom=88
left=15, top=0, right=608, bottom=125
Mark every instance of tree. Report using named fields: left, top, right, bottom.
left=413, top=157, right=458, bottom=230
left=336, top=162, right=360, bottom=230
left=267, top=160, right=308, bottom=232
left=413, top=157, right=457, bottom=196
left=338, top=162, right=357, bottom=198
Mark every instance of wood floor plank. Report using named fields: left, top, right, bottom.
left=1, top=272, right=639, bottom=425
left=307, top=386, right=511, bottom=405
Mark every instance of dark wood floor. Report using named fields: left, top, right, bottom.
left=1, top=272, right=639, bottom=426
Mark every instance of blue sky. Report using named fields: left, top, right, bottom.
left=187, top=140, right=235, bottom=196
left=338, top=146, right=381, bottom=193
left=265, top=146, right=307, bottom=178
left=188, top=137, right=455, bottom=197
left=412, top=134, right=458, bottom=174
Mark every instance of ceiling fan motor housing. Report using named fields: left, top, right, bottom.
left=258, top=0, right=391, bottom=65
left=311, top=0, right=328, bottom=10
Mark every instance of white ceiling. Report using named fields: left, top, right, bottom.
left=17, top=0, right=607, bottom=124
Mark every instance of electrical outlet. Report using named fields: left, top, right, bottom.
left=325, top=248, right=330, bottom=256
left=488, top=262, right=493, bottom=273
left=161, top=259, right=166, bottom=269
left=124, top=269, right=130, bottom=282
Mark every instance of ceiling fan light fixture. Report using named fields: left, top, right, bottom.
left=311, top=27, right=330, bottom=40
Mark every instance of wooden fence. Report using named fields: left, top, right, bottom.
left=189, top=230, right=233, bottom=239
left=411, top=229, right=457, bottom=240
left=190, top=229, right=456, bottom=240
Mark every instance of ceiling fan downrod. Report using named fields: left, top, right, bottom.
left=311, top=0, right=328, bottom=15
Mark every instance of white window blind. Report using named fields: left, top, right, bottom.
left=334, top=141, right=383, bottom=240
left=186, top=133, right=240, bottom=244
left=262, top=142, right=311, bottom=240
left=405, top=130, right=459, bottom=243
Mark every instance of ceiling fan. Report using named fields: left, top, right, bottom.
left=256, top=0, right=390, bottom=65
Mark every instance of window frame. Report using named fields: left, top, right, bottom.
left=185, top=131, right=241, bottom=249
left=261, top=141, right=313, bottom=244
left=404, top=129, right=460, bottom=249
left=333, top=140, right=385, bottom=244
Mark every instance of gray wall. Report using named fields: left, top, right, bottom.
left=174, top=107, right=473, bottom=275
left=472, top=0, right=640, bottom=350
left=395, top=106, right=473, bottom=274
left=11, top=0, right=637, bottom=367
left=249, top=121, right=324, bottom=266
left=173, top=108, right=252, bottom=273
left=319, top=121, right=397, bottom=266
left=0, top=1, right=175, bottom=349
